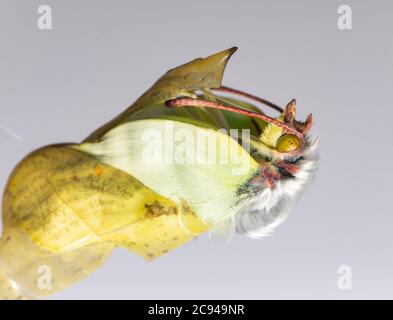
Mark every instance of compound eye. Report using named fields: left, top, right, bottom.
left=276, top=134, right=301, bottom=153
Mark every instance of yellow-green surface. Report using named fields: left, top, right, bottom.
left=1, top=146, right=208, bottom=299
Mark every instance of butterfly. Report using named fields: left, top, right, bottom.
left=0, top=47, right=318, bottom=299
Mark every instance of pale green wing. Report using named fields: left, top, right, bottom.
left=76, top=119, right=260, bottom=225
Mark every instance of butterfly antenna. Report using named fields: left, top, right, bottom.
left=213, top=86, right=284, bottom=113
left=165, top=98, right=303, bottom=138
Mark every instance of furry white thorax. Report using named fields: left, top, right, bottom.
left=235, top=138, right=319, bottom=239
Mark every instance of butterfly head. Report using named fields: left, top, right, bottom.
left=255, top=99, right=314, bottom=164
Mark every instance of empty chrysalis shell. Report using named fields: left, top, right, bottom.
left=0, top=47, right=317, bottom=299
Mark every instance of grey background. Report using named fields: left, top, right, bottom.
left=0, top=0, right=392, bottom=299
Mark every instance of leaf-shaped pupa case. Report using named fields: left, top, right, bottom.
left=0, top=48, right=317, bottom=299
